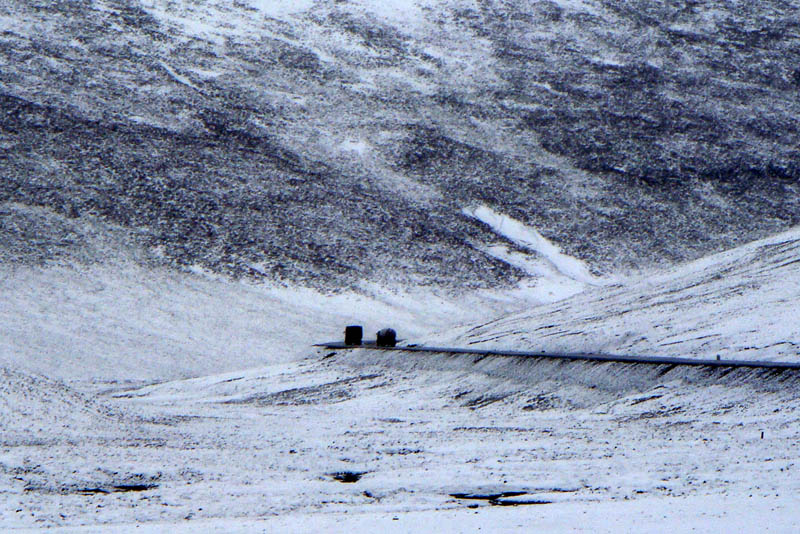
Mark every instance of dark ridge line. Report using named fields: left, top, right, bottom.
left=314, top=342, right=800, bottom=370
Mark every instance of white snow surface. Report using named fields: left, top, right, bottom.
left=247, top=0, right=316, bottom=18
left=0, top=262, right=532, bottom=382
left=464, top=205, right=602, bottom=285
left=158, top=61, right=202, bottom=93
left=462, top=205, right=609, bottom=304
left=4, top=229, right=800, bottom=530
left=448, top=225, right=800, bottom=362
left=11, top=496, right=800, bottom=533
left=5, top=343, right=800, bottom=530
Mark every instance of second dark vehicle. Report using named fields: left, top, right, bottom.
left=376, top=328, right=397, bottom=347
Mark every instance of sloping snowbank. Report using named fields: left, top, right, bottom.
left=448, top=226, right=800, bottom=362
left=0, top=262, right=532, bottom=382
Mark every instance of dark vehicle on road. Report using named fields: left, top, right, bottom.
left=344, top=325, right=363, bottom=346
left=376, top=328, right=397, bottom=347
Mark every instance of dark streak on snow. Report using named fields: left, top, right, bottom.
left=26, top=483, right=158, bottom=495
left=450, top=491, right=551, bottom=506
left=330, top=471, right=366, bottom=483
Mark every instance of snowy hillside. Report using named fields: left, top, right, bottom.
left=3, top=0, right=800, bottom=531
left=0, top=259, right=532, bottom=382
left=2, top=0, right=800, bottom=287
left=3, top=218, right=800, bottom=531
left=445, top=225, right=800, bottom=362
left=0, top=204, right=611, bottom=384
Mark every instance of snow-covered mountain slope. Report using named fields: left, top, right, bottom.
left=2, top=0, right=799, bottom=287
left=444, top=225, right=800, bottom=362
left=0, top=203, right=612, bottom=383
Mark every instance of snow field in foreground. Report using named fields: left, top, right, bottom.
left=5, top=347, right=800, bottom=530
left=10, top=495, right=800, bottom=533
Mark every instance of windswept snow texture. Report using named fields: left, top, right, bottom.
left=449, top=227, right=800, bottom=362
left=4, top=0, right=800, bottom=530
left=0, top=367, right=123, bottom=443
left=2, top=0, right=800, bottom=287
left=4, top=343, right=800, bottom=530
left=0, top=261, right=535, bottom=382
left=3, top=231, right=800, bottom=531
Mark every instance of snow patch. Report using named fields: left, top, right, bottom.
left=549, top=0, right=603, bottom=15
left=248, top=0, right=316, bottom=18
left=339, top=139, right=370, bottom=155
left=159, top=61, right=203, bottom=93
left=139, top=1, right=226, bottom=45
left=480, top=244, right=587, bottom=303
left=464, top=205, right=602, bottom=285
left=0, top=15, right=19, bottom=32
left=347, top=0, right=433, bottom=28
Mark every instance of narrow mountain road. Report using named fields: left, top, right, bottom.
left=316, top=342, right=800, bottom=371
